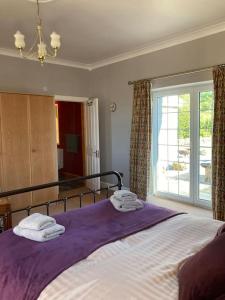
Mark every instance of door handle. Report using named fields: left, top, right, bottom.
left=93, top=150, right=100, bottom=158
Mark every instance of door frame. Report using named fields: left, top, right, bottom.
left=54, top=95, right=89, bottom=177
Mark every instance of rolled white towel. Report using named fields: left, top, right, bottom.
left=13, top=224, right=65, bottom=242
left=19, top=213, right=56, bottom=231
left=110, top=195, right=143, bottom=212
left=114, top=190, right=137, bottom=200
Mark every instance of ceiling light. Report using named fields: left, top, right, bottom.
left=14, top=0, right=61, bottom=65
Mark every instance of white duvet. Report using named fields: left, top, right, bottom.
left=39, top=214, right=222, bottom=300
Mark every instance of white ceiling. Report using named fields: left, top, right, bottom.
left=1, top=0, right=225, bottom=70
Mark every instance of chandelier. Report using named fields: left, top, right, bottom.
left=14, top=0, right=61, bottom=65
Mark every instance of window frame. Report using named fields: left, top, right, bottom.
left=152, top=81, right=213, bottom=209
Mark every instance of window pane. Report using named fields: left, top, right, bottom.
left=200, top=135, right=212, bottom=147
left=158, top=145, right=167, bottom=161
left=168, top=95, right=178, bottom=112
left=199, top=91, right=213, bottom=202
left=162, top=96, right=167, bottom=107
left=179, top=163, right=190, bottom=196
left=199, top=183, right=211, bottom=201
left=200, top=147, right=212, bottom=161
left=168, top=168, right=178, bottom=194
left=168, top=180, right=179, bottom=194
left=179, top=112, right=190, bottom=134
left=179, top=94, right=190, bottom=112
left=156, top=92, right=190, bottom=198
left=178, top=147, right=190, bottom=163
left=200, top=111, right=213, bottom=130
left=199, top=91, right=213, bottom=111
left=168, top=130, right=178, bottom=145
left=179, top=130, right=190, bottom=146
left=158, top=113, right=167, bottom=129
left=157, top=161, right=168, bottom=193
left=168, top=113, right=178, bottom=129
left=168, top=146, right=178, bottom=161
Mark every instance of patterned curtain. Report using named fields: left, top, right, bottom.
left=130, top=80, right=151, bottom=200
left=212, top=66, right=225, bottom=220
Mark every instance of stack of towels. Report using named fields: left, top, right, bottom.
left=13, top=213, right=65, bottom=242
left=110, top=190, right=144, bottom=212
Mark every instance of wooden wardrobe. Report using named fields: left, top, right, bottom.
left=0, top=92, right=58, bottom=213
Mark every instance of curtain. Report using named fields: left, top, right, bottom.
left=130, top=80, right=151, bottom=200
left=212, top=66, right=225, bottom=220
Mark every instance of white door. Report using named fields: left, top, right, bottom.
left=84, top=98, right=100, bottom=191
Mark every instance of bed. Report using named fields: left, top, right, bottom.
left=0, top=171, right=223, bottom=300
left=39, top=214, right=222, bottom=300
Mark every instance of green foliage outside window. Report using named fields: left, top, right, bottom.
left=178, top=91, right=213, bottom=139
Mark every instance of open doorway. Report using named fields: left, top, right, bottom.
left=54, top=95, right=101, bottom=195
left=55, top=100, right=85, bottom=191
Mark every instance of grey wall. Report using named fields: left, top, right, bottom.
left=2, top=31, right=225, bottom=188
left=0, top=55, right=90, bottom=96
left=90, top=31, right=225, bottom=187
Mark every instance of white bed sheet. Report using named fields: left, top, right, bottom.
left=39, top=214, right=222, bottom=300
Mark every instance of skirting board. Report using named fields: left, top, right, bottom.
left=101, top=181, right=129, bottom=191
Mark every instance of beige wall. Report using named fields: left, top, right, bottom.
left=90, top=31, right=225, bottom=187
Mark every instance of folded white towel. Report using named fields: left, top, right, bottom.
left=113, top=195, right=137, bottom=203
left=19, top=213, right=56, bottom=231
left=13, top=224, right=65, bottom=242
left=110, top=195, right=144, bottom=212
left=114, top=190, right=137, bottom=200
left=118, top=200, right=143, bottom=209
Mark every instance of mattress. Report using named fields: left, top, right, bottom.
left=39, top=214, right=222, bottom=300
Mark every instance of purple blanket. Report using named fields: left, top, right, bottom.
left=0, top=199, right=182, bottom=300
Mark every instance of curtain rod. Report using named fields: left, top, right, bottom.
left=128, top=64, right=225, bottom=85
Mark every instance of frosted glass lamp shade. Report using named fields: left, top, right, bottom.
left=50, top=32, right=61, bottom=49
left=38, top=42, right=47, bottom=58
left=14, top=31, right=25, bottom=49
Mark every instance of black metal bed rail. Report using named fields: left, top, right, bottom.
left=0, top=171, right=123, bottom=198
left=0, top=171, right=123, bottom=232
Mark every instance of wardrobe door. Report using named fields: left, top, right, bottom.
left=29, top=95, right=58, bottom=205
left=0, top=93, right=32, bottom=210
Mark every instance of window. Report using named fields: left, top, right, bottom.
left=152, top=83, right=213, bottom=208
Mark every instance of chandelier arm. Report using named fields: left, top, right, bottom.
left=45, top=49, right=57, bottom=58
left=27, top=34, right=39, bottom=56
left=18, top=49, right=35, bottom=60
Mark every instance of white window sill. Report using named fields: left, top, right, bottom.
left=149, top=195, right=213, bottom=219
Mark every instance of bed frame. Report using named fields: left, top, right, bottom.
left=0, top=171, right=123, bottom=232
